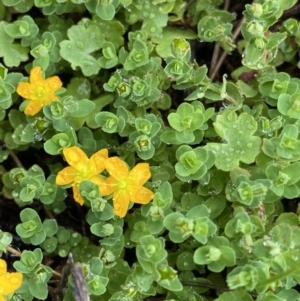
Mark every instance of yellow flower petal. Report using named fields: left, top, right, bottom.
left=128, top=163, right=151, bottom=186
left=113, top=190, right=130, bottom=217
left=45, top=76, right=62, bottom=91
left=100, top=157, right=154, bottom=217
left=57, top=147, right=112, bottom=207
left=90, top=148, right=108, bottom=174
left=16, top=82, right=32, bottom=99
left=16, top=66, right=63, bottom=117
left=131, top=186, right=154, bottom=204
left=0, top=260, right=22, bottom=296
left=90, top=176, right=106, bottom=192
left=56, top=166, right=77, bottom=185
left=40, top=92, right=58, bottom=106
left=63, top=146, right=88, bottom=168
left=24, top=100, right=43, bottom=116
left=0, top=273, right=22, bottom=295
left=30, top=66, right=43, bottom=83
left=97, top=176, right=117, bottom=196
left=73, top=185, right=84, bottom=205
left=105, top=157, right=129, bottom=181
left=0, top=259, right=6, bottom=274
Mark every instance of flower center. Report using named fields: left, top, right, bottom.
left=74, top=162, right=95, bottom=183
left=33, top=85, right=49, bottom=102
left=118, top=180, right=127, bottom=189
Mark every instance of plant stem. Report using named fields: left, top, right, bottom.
left=8, top=149, right=24, bottom=169
left=6, top=245, right=61, bottom=278
left=181, top=280, right=231, bottom=291
left=6, top=245, right=21, bottom=256
left=210, top=15, right=245, bottom=81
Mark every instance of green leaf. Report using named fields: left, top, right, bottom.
left=156, top=261, right=183, bottom=291
left=16, top=208, right=46, bottom=245
left=175, top=146, right=214, bottom=182
left=136, top=235, right=167, bottom=273
left=91, top=16, right=125, bottom=49
left=96, top=2, right=116, bottom=20
left=123, top=39, right=149, bottom=70
left=0, top=21, right=29, bottom=67
left=176, top=251, right=195, bottom=271
left=0, top=231, right=12, bottom=253
left=68, top=99, right=95, bottom=118
left=61, top=77, right=91, bottom=101
left=278, top=93, right=300, bottom=119
left=4, top=20, right=30, bottom=38
left=59, top=24, right=105, bottom=76
left=205, top=195, right=226, bottom=219
left=215, top=290, right=254, bottom=301
left=152, top=27, right=197, bottom=58
left=98, top=41, right=118, bottom=69
left=41, top=237, right=57, bottom=253
left=13, top=248, right=43, bottom=273
left=160, top=129, right=183, bottom=144
left=44, top=129, right=77, bottom=155
left=95, top=111, right=119, bottom=133
left=29, top=276, right=50, bottom=299
left=164, top=212, right=194, bottom=243
left=43, top=219, right=58, bottom=237
left=206, top=110, right=261, bottom=171
left=19, top=15, right=39, bottom=47
left=85, top=94, right=114, bottom=129
left=194, top=237, right=236, bottom=272
left=4, top=0, right=33, bottom=13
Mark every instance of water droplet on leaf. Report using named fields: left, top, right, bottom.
left=76, top=41, right=85, bottom=49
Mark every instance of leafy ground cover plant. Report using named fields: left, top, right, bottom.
left=2, top=0, right=300, bottom=300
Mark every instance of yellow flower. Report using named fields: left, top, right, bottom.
left=0, top=259, right=22, bottom=301
left=56, top=146, right=108, bottom=205
left=16, top=66, right=62, bottom=116
left=99, top=157, right=154, bottom=217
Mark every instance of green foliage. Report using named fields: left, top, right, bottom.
left=278, top=93, right=300, bottom=118
left=43, top=96, right=95, bottom=128
left=44, top=128, right=78, bottom=155
left=43, top=225, right=99, bottom=261
left=240, top=0, right=296, bottom=69
left=0, top=21, right=29, bottom=66
left=197, top=10, right=235, bottom=52
left=194, top=236, right=236, bottom=272
left=0, top=230, right=12, bottom=256
left=141, top=181, right=173, bottom=234
left=226, top=173, right=276, bottom=207
left=262, top=124, right=300, bottom=161
left=136, top=235, right=167, bottom=273
left=164, top=204, right=217, bottom=244
left=123, top=0, right=180, bottom=37
left=10, top=165, right=46, bottom=204
left=129, top=113, right=164, bottom=160
left=0, top=71, right=19, bottom=109
left=98, top=41, right=118, bottom=69
left=175, top=145, right=215, bottom=182
left=60, top=23, right=105, bottom=76
left=16, top=208, right=58, bottom=245
left=66, top=257, right=109, bottom=297
left=162, top=101, right=213, bottom=144
left=206, top=110, right=261, bottom=171
left=14, top=248, right=52, bottom=300
left=2, top=1, right=300, bottom=301
left=123, top=39, right=150, bottom=71
left=40, top=174, right=66, bottom=205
